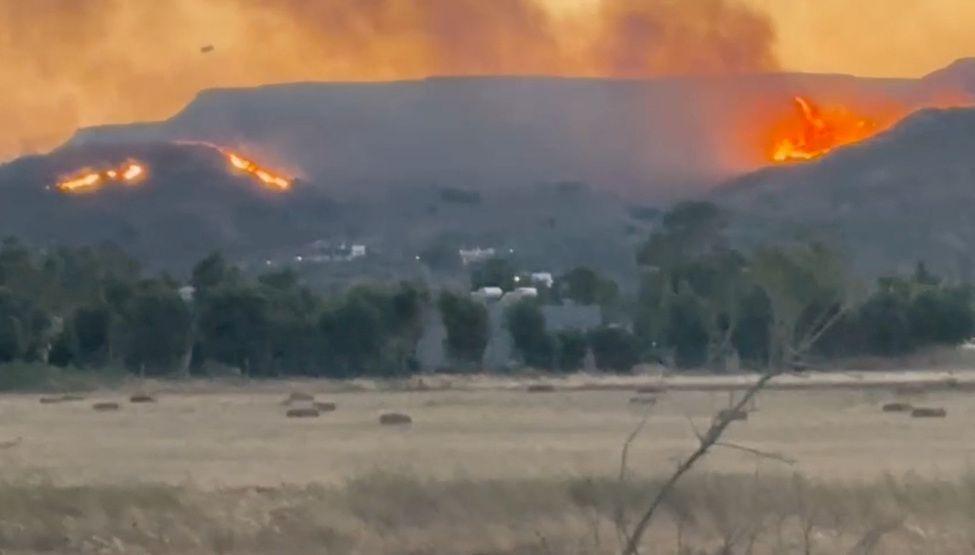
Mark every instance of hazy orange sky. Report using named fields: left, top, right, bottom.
left=1, top=0, right=973, bottom=161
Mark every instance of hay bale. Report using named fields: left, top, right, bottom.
left=282, top=392, right=315, bottom=405
left=129, top=393, right=156, bottom=404
left=716, top=408, right=748, bottom=422
left=379, top=412, right=413, bottom=426
left=911, top=407, right=947, bottom=418
left=527, top=384, right=555, bottom=393
left=636, top=384, right=667, bottom=394
left=286, top=408, right=320, bottom=418
left=92, top=402, right=120, bottom=412
left=882, top=402, right=913, bottom=413
left=39, top=394, right=86, bottom=404
left=629, top=396, right=657, bottom=406
left=313, top=401, right=337, bottom=413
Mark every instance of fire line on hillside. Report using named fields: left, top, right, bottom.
left=54, top=144, right=293, bottom=195
left=176, top=141, right=293, bottom=191
left=768, top=96, right=879, bottom=163
left=56, top=161, right=146, bottom=193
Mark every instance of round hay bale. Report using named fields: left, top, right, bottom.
left=282, top=392, right=315, bottom=405
left=716, top=408, right=748, bottom=422
left=92, top=402, right=120, bottom=412
left=129, top=393, right=156, bottom=404
left=39, top=394, right=86, bottom=404
left=379, top=412, right=413, bottom=426
left=911, top=407, right=947, bottom=418
left=882, top=402, right=913, bottom=413
left=286, top=408, right=320, bottom=418
left=636, top=384, right=666, bottom=394
left=313, top=401, right=337, bottom=413
left=526, top=384, right=555, bottom=393
left=629, top=396, right=657, bottom=406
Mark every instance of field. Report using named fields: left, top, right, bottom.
left=0, top=370, right=973, bottom=553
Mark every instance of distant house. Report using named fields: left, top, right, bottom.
left=459, top=247, right=496, bottom=266
left=177, top=286, right=196, bottom=303
left=503, top=287, right=538, bottom=302
left=530, top=272, right=554, bottom=288
left=300, top=241, right=368, bottom=263
left=471, top=287, right=504, bottom=301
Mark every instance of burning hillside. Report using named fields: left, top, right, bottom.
left=57, top=160, right=147, bottom=193
left=768, top=96, right=878, bottom=162
left=765, top=94, right=969, bottom=164
left=54, top=143, right=292, bottom=194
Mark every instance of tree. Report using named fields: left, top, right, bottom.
left=750, top=244, right=849, bottom=369
left=909, top=286, right=975, bottom=346
left=121, top=283, right=193, bottom=375
left=636, top=201, right=728, bottom=269
left=589, top=326, right=640, bottom=372
left=197, top=285, right=271, bottom=376
left=857, top=289, right=914, bottom=356
left=0, top=314, right=22, bottom=363
left=732, top=286, right=773, bottom=366
left=555, top=329, right=588, bottom=373
left=70, top=305, right=113, bottom=367
left=559, top=266, right=619, bottom=306
left=320, top=294, right=385, bottom=376
left=438, top=292, right=489, bottom=368
left=665, top=284, right=710, bottom=368
left=419, top=241, right=461, bottom=273
left=505, top=299, right=554, bottom=369
left=191, top=252, right=239, bottom=295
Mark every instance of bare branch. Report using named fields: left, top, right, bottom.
left=622, top=371, right=781, bottom=555
left=614, top=408, right=652, bottom=551
left=714, top=441, right=797, bottom=465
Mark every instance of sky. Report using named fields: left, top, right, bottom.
left=1, top=0, right=973, bottom=161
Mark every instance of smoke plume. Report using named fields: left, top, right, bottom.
left=0, top=0, right=778, bottom=160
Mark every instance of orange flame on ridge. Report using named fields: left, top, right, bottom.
left=226, top=152, right=291, bottom=191
left=770, top=96, right=878, bottom=163
left=56, top=161, right=147, bottom=193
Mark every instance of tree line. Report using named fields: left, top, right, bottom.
left=0, top=201, right=972, bottom=377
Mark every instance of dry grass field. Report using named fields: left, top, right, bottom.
left=0, top=370, right=972, bottom=553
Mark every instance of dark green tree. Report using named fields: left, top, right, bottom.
left=122, top=283, right=193, bottom=375
left=555, top=329, right=588, bottom=373
left=589, top=326, right=640, bottom=373
left=197, top=285, right=271, bottom=376
left=505, top=299, right=554, bottom=369
left=438, top=291, right=489, bottom=368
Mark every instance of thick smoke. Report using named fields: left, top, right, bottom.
left=0, top=0, right=778, bottom=160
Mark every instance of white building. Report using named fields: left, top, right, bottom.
left=459, top=247, right=496, bottom=266
left=530, top=272, right=554, bottom=288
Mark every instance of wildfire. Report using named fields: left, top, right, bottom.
left=769, top=96, right=878, bottom=163
left=226, top=152, right=291, bottom=191
left=56, top=161, right=147, bottom=193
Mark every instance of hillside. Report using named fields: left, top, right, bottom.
left=0, top=142, right=338, bottom=270
left=68, top=67, right=969, bottom=200
left=716, top=107, right=975, bottom=278
left=0, top=143, right=643, bottom=278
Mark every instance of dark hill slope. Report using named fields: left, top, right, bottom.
left=716, top=107, right=975, bottom=278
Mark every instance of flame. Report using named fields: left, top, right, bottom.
left=225, top=151, right=292, bottom=191
left=56, top=160, right=147, bottom=193
left=769, top=96, right=878, bottom=162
